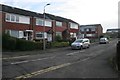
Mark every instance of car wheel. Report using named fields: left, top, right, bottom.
left=80, top=46, right=83, bottom=50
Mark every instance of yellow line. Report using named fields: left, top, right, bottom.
left=15, top=63, right=71, bottom=79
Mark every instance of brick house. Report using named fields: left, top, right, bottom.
left=1, top=4, right=79, bottom=42
left=79, top=24, right=103, bottom=39
left=45, top=13, right=79, bottom=41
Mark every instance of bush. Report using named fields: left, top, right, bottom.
left=55, top=35, right=62, bottom=42
left=2, top=33, right=16, bottom=50
left=2, top=33, right=43, bottom=51
left=2, top=33, right=70, bottom=51
left=16, top=39, right=35, bottom=51
left=51, top=41, right=69, bottom=48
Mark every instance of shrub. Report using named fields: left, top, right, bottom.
left=55, top=35, right=62, bottom=42
left=16, top=39, right=35, bottom=51
left=2, top=33, right=43, bottom=51
left=51, top=41, right=69, bottom=48
left=2, top=33, right=16, bottom=50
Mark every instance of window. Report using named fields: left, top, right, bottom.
left=86, top=28, right=90, bottom=32
left=36, top=18, right=43, bottom=26
left=70, top=32, right=76, bottom=38
left=36, top=32, right=47, bottom=39
left=56, top=21, right=62, bottom=27
left=19, top=16, right=30, bottom=24
left=6, top=13, right=30, bottom=24
left=36, top=34, right=43, bottom=37
left=56, top=32, right=62, bottom=37
left=11, top=15, right=15, bottom=22
left=70, top=23, right=78, bottom=29
left=86, top=34, right=95, bottom=37
left=6, top=14, right=10, bottom=21
left=81, top=28, right=84, bottom=32
left=91, top=28, right=95, bottom=31
left=10, top=30, right=19, bottom=38
left=16, top=16, right=19, bottom=22
left=45, top=20, right=52, bottom=27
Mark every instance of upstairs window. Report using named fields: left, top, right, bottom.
left=16, top=16, right=19, bottom=22
left=70, top=23, right=78, bottom=29
left=11, top=15, right=15, bottom=22
left=36, top=18, right=43, bottom=26
left=6, top=14, right=10, bottom=21
left=56, top=21, right=62, bottom=27
left=91, top=28, right=96, bottom=31
left=45, top=20, right=52, bottom=27
left=5, top=13, right=30, bottom=24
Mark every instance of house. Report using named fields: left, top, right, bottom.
left=45, top=13, right=79, bottom=41
left=79, top=24, right=103, bottom=39
left=106, top=28, right=120, bottom=38
left=0, top=4, right=79, bottom=42
left=106, top=28, right=120, bottom=33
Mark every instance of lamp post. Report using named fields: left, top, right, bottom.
left=43, top=3, right=50, bottom=50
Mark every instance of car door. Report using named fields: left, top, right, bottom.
left=85, top=40, right=89, bottom=47
left=83, top=40, right=87, bottom=48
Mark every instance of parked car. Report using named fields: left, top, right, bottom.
left=71, top=38, right=90, bottom=50
left=99, top=37, right=109, bottom=44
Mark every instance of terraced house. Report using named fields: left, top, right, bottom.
left=79, top=24, right=103, bottom=39
left=0, top=4, right=79, bottom=42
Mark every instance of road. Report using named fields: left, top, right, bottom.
left=2, top=39, right=118, bottom=79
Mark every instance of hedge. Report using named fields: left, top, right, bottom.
left=2, top=34, right=70, bottom=51
left=2, top=34, right=43, bottom=51
left=2, top=34, right=16, bottom=50
left=51, top=41, right=69, bottom=48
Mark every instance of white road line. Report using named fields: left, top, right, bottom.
left=11, top=56, right=55, bottom=65
left=66, top=50, right=85, bottom=56
left=3, top=55, right=30, bottom=60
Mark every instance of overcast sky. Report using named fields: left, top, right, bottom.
left=0, top=0, right=119, bottom=32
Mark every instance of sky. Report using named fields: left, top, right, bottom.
left=0, top=0, right=119, bottom=33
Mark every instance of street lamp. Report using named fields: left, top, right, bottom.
left=43, top=3, right=50, bottom=50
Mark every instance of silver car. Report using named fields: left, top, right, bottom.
left=99, top=38, right=109, bottom=44
left=71, top=38, right=90, bottom=50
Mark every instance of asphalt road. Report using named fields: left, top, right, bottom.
left=2, top=39, right=118, bottom=79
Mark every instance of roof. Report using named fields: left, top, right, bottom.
left=45, top=13, right=79, bottom=24
left=0, top=4, right=43, bottom=18
left=0, top=4, right=79, bottom=24
left=107, top=28, right=120, bottom=31
left=80, top=24, right=102, bottom=27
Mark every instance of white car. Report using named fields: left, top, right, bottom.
left=71, top=38, right=90, bottom=50
left=99, top=38, right=109, bottom=44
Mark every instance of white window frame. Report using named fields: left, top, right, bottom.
left=36, top=18, right=44, bottom=26
left=36, top=32, right=47, bottom=39
left=5, top=13, right=30, bottom=24
left=70, top=32, right=77, bottom=38
left=70, top=22, right=78, bottom=29
left=45, top=20, right=52, bottom=27
left=91, top=28, right=96, bottom=31
left=56, top=21, right=62, bottom=27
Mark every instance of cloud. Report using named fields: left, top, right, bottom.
left=0, top=0, right=119, bottom=32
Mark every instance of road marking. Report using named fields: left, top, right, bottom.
left=15, top=57, right=91, bottom=79
left=66, top=50, right=85, bottom=56
left=3, top=55, right=30, bottom=60
left=15, top=63, right=71, bottom=79
left=11, top=56, right=55, bottom=65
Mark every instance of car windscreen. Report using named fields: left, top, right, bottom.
left=75, top=40, right=83, bottom=43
